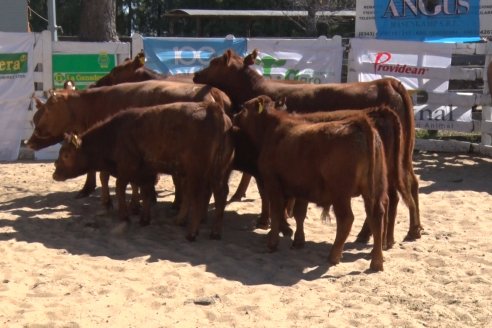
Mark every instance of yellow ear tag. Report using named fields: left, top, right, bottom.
left=71, top=134, right=81, bottom=148
left=139, top=56, right=145, bottom=65
left=258, top=102, right=264, bottom=113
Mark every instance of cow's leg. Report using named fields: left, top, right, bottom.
left=229, top=173, right=251, bottom=202
left=75, top=171, right=97, bottom=198
left=363, top=195, right=386, bottom=272
left=186, top=179, right=209, bottom=241
left=256, top=177, right=271, bottom=229
left=255, top=178, right=292, bottom=236
left=355, top=220, right=371, bottom=244
left=99, top=171, right=113, bottom=211
left=139, top=181, right=155, bottom=226
left=329, top=198, right=354, bottom=265
left=291, top=199, right=308, bottom=249
left=129, top=183, right=141, bottom=215
left=384, top=187, right=399, bottom=249
left=115, top=178, right=130, bottom=222
left=355, top=187, right=397, bottom=250
left=264, top=179, right=284, bottom=252
left=404, top=170, right=423, bottom=241
left=171, top=173, right=182, bottom=211
left=285, top=197, right=295, bottom=218
left=173, top=177, right=190, bottom=226
left=210, top=170, right=231, bottom=240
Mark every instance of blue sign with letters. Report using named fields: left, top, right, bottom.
left=143, top=37, right=247, bottom=75
left=374, top=0, right=480, bottom=42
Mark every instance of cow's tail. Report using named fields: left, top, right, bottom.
left=365, top=117, right=388, bottom=231
left=391, top=78, right=415, bottom=173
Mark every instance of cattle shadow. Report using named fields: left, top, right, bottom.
left=413, top=151, right=492, bottom=194
left=0, top=190, right=376, bottom=287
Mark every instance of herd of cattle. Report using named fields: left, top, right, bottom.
left=26, top=49, right=425, bottom=272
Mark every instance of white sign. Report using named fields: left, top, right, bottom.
left=349, top=38, right=453, bottom=92
left=0, top=32, right=34, bottom=161
left=247, top=36, right=343, bottom=83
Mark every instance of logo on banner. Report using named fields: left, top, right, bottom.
left=255, top=55, right=322, bottom=83
left=0, top=52, right=28, bottom=76
left=374, top=52, right=428, bottom=76
left=382, top=0, right=470, bottom=17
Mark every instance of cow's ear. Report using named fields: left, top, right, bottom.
left=257, top=98, right=264, bottom=114
left=65, top=132, right=82, bottom=148
left=33, top=96, right=44, bottom=109
left=244, top=49, right=258, bottom=67
left=48, top=89, right=56, bottom=97
left=135, top=50, right=145, bottom=67
left=223, top=49, right=233, bottom=65
left=275, top=97, right=287, bottom=111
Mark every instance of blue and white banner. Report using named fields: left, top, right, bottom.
left=143, top=36, right=247, bottom=75
left=356, top=0, right=492, bottom=42
left=247, top=36, right=343, bottom=83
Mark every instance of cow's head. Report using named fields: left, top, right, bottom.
left=53, top=132, right=88, bottom=181
left=93, top=52, right=145, bottom=87
left=26, top=90, right=73, bottom=150
left=193, top=49, right=248, bottom=89
left=233, top=95, right=273, bottom=130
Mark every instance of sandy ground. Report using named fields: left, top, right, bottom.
left=0, top=151, right=491, bottom=328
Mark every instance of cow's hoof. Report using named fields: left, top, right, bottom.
left=404, top=227, right=423, bottom=241
left=210, top=232, right=222, bottom=240
left=328, top=253, right=341, bottom=265
left=355, top=234, right=371, bottom=244
left=383, top=239, right=395, bottom=250
left=280, top=226, right=293, bottom=237
left=76, top=188, right=94, bottom=199
left=291, top=240, right=305, bottom=249
left=186, top=233, right=197, bottom=242
left=370, top=259, right=384, bottom=272
left=139, top=219, right=150, bottom=227
left=256, top=219, right=270, bottom=230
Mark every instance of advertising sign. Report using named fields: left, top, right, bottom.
left=349, top=38, right=471, bottom=131
left=0, top=32, right=34, bottom=161
left=356, top=0, right=492, bottom=42
left=52, top=53, right=116, bottom=90
left=247, top=36, right=343, bottom=83
left=143, top=37, right=247, bottom=75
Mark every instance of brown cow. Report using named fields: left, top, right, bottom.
left=233, top=96, right=388, bottom=271
left=92, top=51, right=193, bottom=87
left=28, top=80, right=232, bottom=210
left=53, top=101, right=234, bottom=240
left=194, top=48, right=422, bottom=243
left=294, top=107, right=404, bottom=249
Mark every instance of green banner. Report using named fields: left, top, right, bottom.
left=0, top=52, right=28, bottom=75
left=52, top=53, right=116, bottom=90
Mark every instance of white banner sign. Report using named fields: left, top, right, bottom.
left=247, top=36, right=343, bottom=83
left=349, top=38, right=453, bottom=92
left=0, top=32, right=34, bottom=161
left=348, top=38, right=471, bottom=130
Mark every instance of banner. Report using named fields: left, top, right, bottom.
left=356, top=0, right=492, bottom=42
left=52, top=53, right=116, bottom=90
left=0, top=32, right=34, bottom=161
left=143, top=37, right=247, bottom=75
left=349, top=38, right=471, bottom=131
left=247, top=36, right=343, bottom=83
left=349, top=38, right=453, bottom=92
